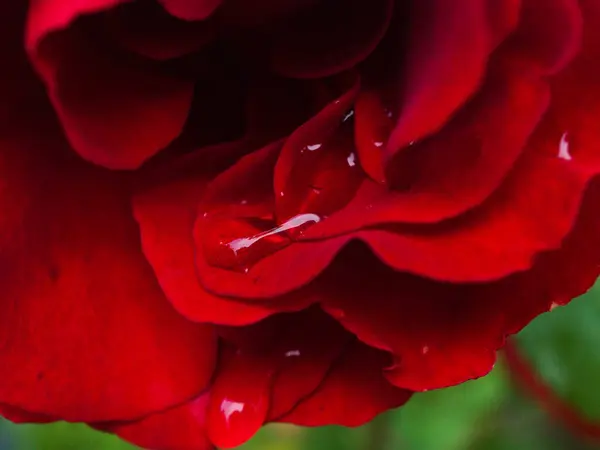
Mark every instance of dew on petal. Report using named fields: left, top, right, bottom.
left=203, top=214, right=321, bottom=272
left=421, top=346, right=430, bottom=355
left=347, top=152, right=357, bottom=167
left=221, top=399, right=245, bottom=422
left=354, top=91, right=396, bottom=183
left=276, top=111, right=364, bottom=223
left=342, top=110, right=355, bottom=122
left=558, top=132, right=572, bottom=161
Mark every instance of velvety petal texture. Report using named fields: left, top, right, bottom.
left=26, top=0, right=194, bottom=169
left=0, top=115, right=217, bottom=422
left=2, top=0, right=600, bottom=449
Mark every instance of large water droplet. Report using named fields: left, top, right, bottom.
left=202, top=213, right=321, bottom=272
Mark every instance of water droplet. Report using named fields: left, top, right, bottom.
left=347, top=152, right=356, bottom=167
left=276, top=112, right=363, bottom=224
left=558, top=132, right=572, bottom=161
left=342, top=109, right=355, bottom=122
left=220, top=399, right=245, bottom=422
left=550, top=301, right=560, bottom=311
left=204, top=214, right=321, bottom=272
left=354, top=91, right=395, bottom=184
left=421, top=346, right=429, bottom=355
left=284, top=349, right=301, bottom=358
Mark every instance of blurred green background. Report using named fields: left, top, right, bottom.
left=2, top=282, right=600, bottom=450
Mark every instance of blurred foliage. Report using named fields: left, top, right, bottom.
left=1, top=282, right=600, bottom=450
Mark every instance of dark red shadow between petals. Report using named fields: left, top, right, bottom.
left=26, top=0, right=193, bottom=170
left=270, top=0, right=393, bottom=79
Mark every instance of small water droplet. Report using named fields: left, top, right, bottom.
left=306, top=143, right=322, bottom=151
left=347, top=152, right=356, bottom=167
left=342, top=109, right=355, bottom=122
left=279, top=191, right=285, bottom=197
left=373, top=141, right=384, bottom=148
left=240, top=199, right=248, bottom=205
left=558, top=132, right=572, bottom=161
left=284, top=349, right=301, bottom=358
left=421, top=346, right=429, bottom=355
left=550, top=301, right=560, bottom=311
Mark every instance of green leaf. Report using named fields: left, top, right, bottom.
left=517, top=283, right=600, bottom=419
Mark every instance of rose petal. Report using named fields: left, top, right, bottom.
left=107, top=394, right=214, bottom=450
left=0, top=404, right=54, bottom=424
left=158, top=0, right=222, bottom=21
left=194, top=139, right=354, bottom=299
left=0, top=121, right=216, bottom=421
left=351, top=143, right=594, bottom=282
left=105, top=0, right=215, bottom=60
left=385, top=0, right=521, bottom=156
left=25, top=0, right=128, bottom=49
left=278, top=341, right=412, bottom=427
left=273, top=75, right=362, bottom=223
left=205, top=347, right=275, bottom=448
left=320, top=246, right=504, bottom=391
left=309, top=61, right=550, bottom=233
left=207, top=308, right=351, bottom=447
left=319, top=178, right=600, bottom=392
left=134, top=146, right=316, bottom=325
left=269, top=0, right=393, bottom=78
left=218, top=0, right=319, bottom=29
left=504, top=0, right=582, bottom=74
left=263, top=310, right=350, bottom=421
left=26, top=0, right=193, bottom=169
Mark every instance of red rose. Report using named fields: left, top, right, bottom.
left=1, top=0, right=600, bottom=449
